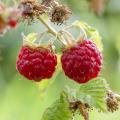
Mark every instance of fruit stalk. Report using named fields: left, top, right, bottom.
left=38, top=16, right=57, bottom=36
left=38, top=16, right=67, bottom=45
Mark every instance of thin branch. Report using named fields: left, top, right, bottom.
left=38, top=16, right=66, bottom=46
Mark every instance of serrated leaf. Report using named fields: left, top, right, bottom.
left=76, top=78, right=109, bottom=112
left=41, top=92, right=72, bottom=120
left=72, top=20, right=103, bottom=51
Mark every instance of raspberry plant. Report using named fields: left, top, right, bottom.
left=0, top=0, right=120, bottom=120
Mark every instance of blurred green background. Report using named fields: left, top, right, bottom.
left=0, top=0, right=120, bottom=120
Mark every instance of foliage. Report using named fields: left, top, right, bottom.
left=41, top=93, right=72, bottom=120
left=77, top=78, right=108, bottom=111
left=41, top=77, right=110, bottom=120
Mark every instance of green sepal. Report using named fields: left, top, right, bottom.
left=72, top=20, right=103, bottom=51
left=25, top=33, right=37, bottom=42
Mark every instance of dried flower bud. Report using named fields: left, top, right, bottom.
left=41, top=0, right=59, bottom=7
left=70, top=101, right=90, bottom=120
left=19, top=0, right=46, bottom=21
left=106, top=90, right=119, bottom=112
left=20, top=0, right=36, bottom=3
left=51, top=4, right=71, bottom=24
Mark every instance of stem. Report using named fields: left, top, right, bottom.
left=61, top=29, right=75, bottom=41
left=64, top=25, right=74, bottom=30
left=38, top=16, right=57, bottom=36
left=38, top=16, right=66, bottom=46
left=60, top=30, right=74, bottom=45
left=79, top=26, right=87, bottom=39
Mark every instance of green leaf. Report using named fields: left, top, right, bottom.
left=41, top=92, right=72, bottom=120
left=72, top=20, right=103, bottom=51
left=76, top=78, right=109, bottom=112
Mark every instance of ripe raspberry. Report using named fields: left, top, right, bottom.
left=61, top=40, right=103, bottom=83
left=16, top=45, right=57, bottom=82
left=8, top=19, right=17, bottom=28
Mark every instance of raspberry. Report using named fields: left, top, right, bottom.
left=8, top=19, right=17, bottom=28
left=16, top=45, right=57, bottom=82
left=61, top=40, right=103, bottom=83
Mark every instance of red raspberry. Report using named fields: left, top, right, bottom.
left=61, top=40, right=103, bottom=84
left=16, top=46, right=57, bottom=82
left=8, top=19, right=17, bottom=28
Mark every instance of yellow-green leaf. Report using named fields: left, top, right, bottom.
left=77, top=78, right=109, bottom=112
left=41, top=92, right=72, bottom=120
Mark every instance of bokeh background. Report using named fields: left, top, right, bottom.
left=0, top=0, right=120, bottom=120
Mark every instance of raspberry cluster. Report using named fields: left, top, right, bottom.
left=16, top=46, right=57, bottom=82
left=5, top=0, right=103, bottom=83
left=16, top=39, right=103, bottom=83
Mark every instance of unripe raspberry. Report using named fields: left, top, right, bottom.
left=61, top=40, right=103, bottom=84
left=16, top=45, right=57, bottom=82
